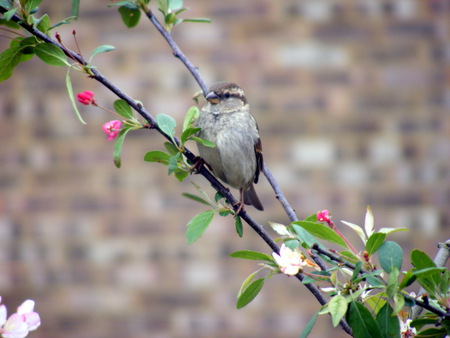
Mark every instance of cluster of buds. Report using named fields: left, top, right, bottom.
left=77, top=91, right=123, bottom=141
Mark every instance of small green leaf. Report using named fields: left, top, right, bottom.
left=143, top=150, right=171, bottom=165
left=347, top=301, right=382, bottom=338
left=35, top=14, right=51, bottom=33
left=392, top=292, right=404, bottom=315
left=90, top=44, right=116, bottom=61
left=340, top=250, right=359, bottom=263
left=182, top=18, right=212, bottom=24
left=351, top=261, right=363, bottom=282
left=180, top=127, right=200, bottom=145
left=3, top=8, right=18, bottom=21
left=214, top=191, right=224, bottom=203
left=293, top=221, right=348, bottom=249
left=411, top=249, right=440, bottom=285
left=376, top=303, right=400, bottom=338
left=236, top=278, right=265, bottom=309
left=341, top=220, right=366, bottom=244
left=173, top=168, right=189, bottom=182
left=398, top=269, right=416, bottom=290
left=291, top=223, right=318, bottom=248
left=0, top=0, right=13, bottom=10
left=118, top=6, right=141, bottom=28
left=156, top=113, right=176, bottom=139
left=113, top=127, right=131, bottom=168
left=269, top=222, right=291, bottom=236
left=183, top=106, right=199, bottom=131
left=365, top=233, right=386, bottom=255
left=0, top=45, right=22, bottom=81
left=234, top=216, right=243, bottom=238
left=65, top=69, right=87, bottom=124
left=364, top=205, right=375, bottom=238
left=35, top=43, right=70, bottom=67
left=386, top=267, right=399, bottom=298
left=25, top=0, right=42, bottom=12
left=377, top=241, right=403, bottom=273
left=181, top=193, right=210, bottom=206
left=113, top=99, right=133, bottom=119
left=300, top=311, right=319, bottom=338
left=186, top=210, right=215, bottom=244
left=284, top=239, right=299, bottom=250
left=230, top=250, right=273, bottom=263
left=329, top=294, right=348, bottom=327
left=191, top=136, right=215, bottom=147
left=158, top=0, right=168, bottom=15
left=71, top=0, right=80, bottom=18
left=169, top=0, right=183, bottom=10
left=164, top=142, right=179, bottom=155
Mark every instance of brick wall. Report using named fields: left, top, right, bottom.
left=0, top=1, right=449, bottom=337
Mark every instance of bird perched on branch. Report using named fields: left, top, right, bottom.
left=196, top=81, right=264, bottom=212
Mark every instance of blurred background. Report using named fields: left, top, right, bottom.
left=0, top=1, right=449, bottom=337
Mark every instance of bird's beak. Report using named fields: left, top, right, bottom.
left=205, top=91, right=219, bottom=104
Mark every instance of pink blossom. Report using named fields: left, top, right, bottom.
left=77, top=90, right=96, bottom=105
left=272, top=244, right=305, bottom=276
left=317, top=209, right=331, bottom=224
left=102, top=120, right=122, bottom=141
left=0, top=298, right=41, bottom=338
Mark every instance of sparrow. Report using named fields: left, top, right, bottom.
left=196, top=81, right=264, bottom=211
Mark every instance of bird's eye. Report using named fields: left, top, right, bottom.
left=224, top=93, right=231, bottom=99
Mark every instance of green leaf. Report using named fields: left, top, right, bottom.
left=164, top=142, right=179, bottom=156
left=143, top=150, right=171, bottom=165
left=191, top=136, right=215, bottom=147
left=113, top=127, right=131, bottom=168
left=386, top=267, right=399, bottom=298
left=186, top=210, right=215, bottom=244
left=347, top=301, right=382, bottom=338
left=365, top=233, right=386, bottom=255
left=329, top=294, right=348, bottom=327
left=376, top=303, right=400, bottom=338
left=351, top=261, right=363, bottom=282
left=65, top=69, right=87, bottom=124
left=341, top=220, right=366, bottom=244
left=113, top=99, right=133, bottom=119
left=340, top=250, right=359, bottom=264
left=35, top=14, right=50, bottom=34
left=398, top=269, right=416, bottom=290
left=3, top=8, right=18, bottom=21
left=292, top=221, right=348, bottom=249
left=118, top=6, right=141, bottom=28
left=173, top=168, right=189, bottom=182
left=377, top=241, right=403, bottom=273
left=392, top=292, right=404, bottom=315
left=300, top=311, right=319, bottom=338
left=0, top=45, right=22, bottom=81
left=180, top=127, right=200, bottom=145
left=413, top=267, right=446, bottom=279
left=229, top=250, right=273, bottom=263
left=35, top=43, right=70, bottom=67
left=411, top=250, right=440, bottom=284
left=183, top=106, right=199, bottom=131
left=236, top=278, right=265, bottom=309
left=284, top=239, right=299, bottom=250
left=181, top=193, right=210, bottom=206
left=169, top=0, right=183, bottom=10
left=0, top=0, right=13, bottom=9
left=25, top=0, right=42, bottom=12
left=182, top=18, right=212, bottom=24
left=158, top=0, right=168, bottom=15
left=291, top=223, right=318, bottom=248
left=156, top=113, right=176, bottom=139
left=71, top=0, right=80, bottom=18
left=234, top=216, right=243, bottom=238
left=90, top=44, right=116, bottom=62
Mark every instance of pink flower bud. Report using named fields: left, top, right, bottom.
left=77, top=91, right=96, bottom=105
left=102, top=120, right=122, bottom=141
left=317, top=209, right=331, bottom=224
